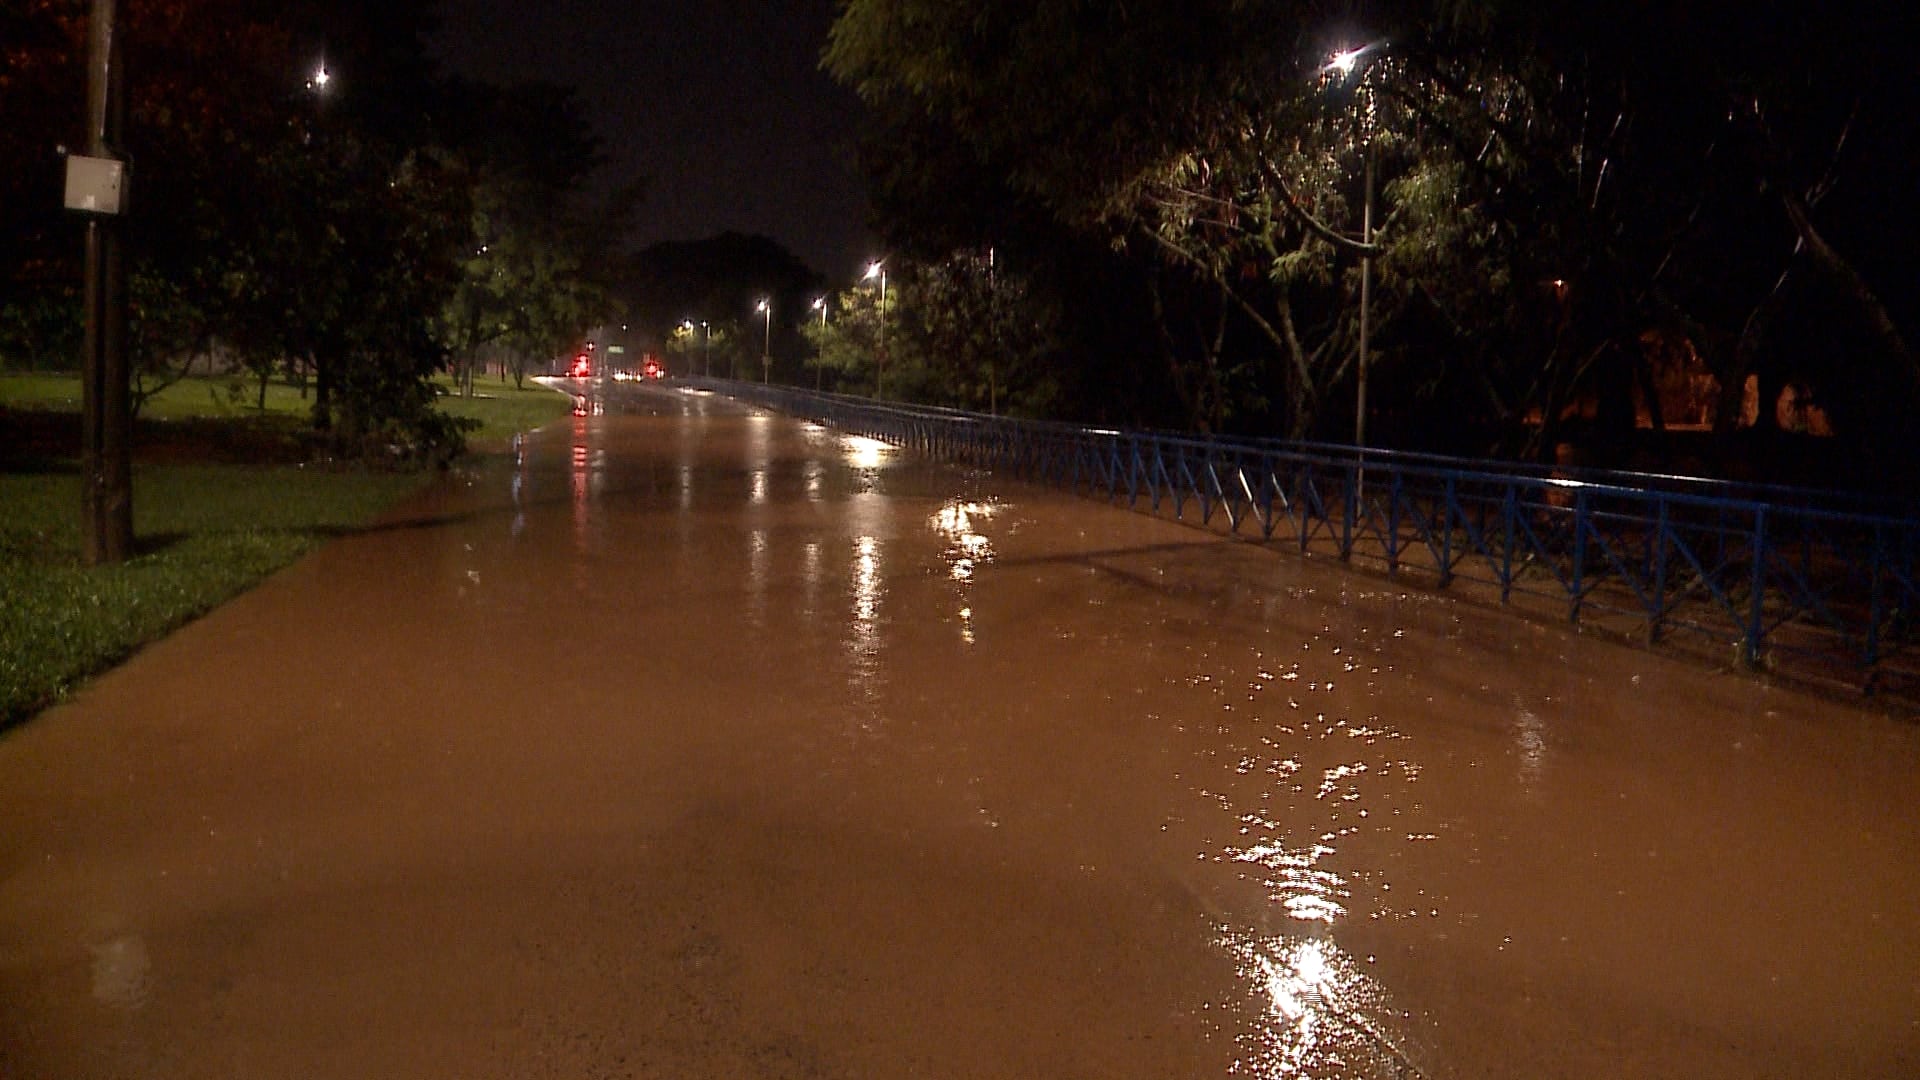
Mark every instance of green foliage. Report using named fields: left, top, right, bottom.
left=828, top=0, right=1920, bottom=473
left=803, top=286, right=889, bottom=395
left=434, top=78, right=616, bottom=396
left=1, top=0, right=623, bottom=467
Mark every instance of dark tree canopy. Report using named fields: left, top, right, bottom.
left=827, top=0, right=1920, bottom=484
left=0, top=0, right=625, bottom=459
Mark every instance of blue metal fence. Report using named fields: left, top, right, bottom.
left=701, top=378, right=1920, bottom=701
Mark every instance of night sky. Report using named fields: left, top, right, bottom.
left=430, top=0, right=874, bottom=280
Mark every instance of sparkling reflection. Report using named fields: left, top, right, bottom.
left=1227, top=837, right=1347, bottom=924
left=1217, top=929, right=1415, bottom=1079
left=847, top=535, right=885, bottom=704
left=844, top=435, right=893, bottom=470
left=929, top=500, right=997, bottom=581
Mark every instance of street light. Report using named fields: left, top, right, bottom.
left=701, top=320, right=711, bottom=377
left=757, top=298, right=772, bottom=383
left=1324, top=42, right=1384, bottom=463
left=307, top=64, right=331, bottom=92
left=811, top=296, right=828, bottom=390
left=865, top=260, right=888, bottom=398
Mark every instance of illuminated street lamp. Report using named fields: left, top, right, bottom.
left=1324, top=42, right=1385, bottom=463
left=865, top=260, right=888, bottom=398
left=810, top=296, right=828, bottom=390
left=307, top=64, right=331, bottom=92
left=1325, top=47, right=1364, bottom=77
left=757, top=298, right=772, bottom=383
left=701, top=320, right=711, bottom=377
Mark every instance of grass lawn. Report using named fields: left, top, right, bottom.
left=0, top=369, right=572, bottom=729
left=0, top=464, right=426, bottom=727
left=429, top=374, right=576, bottom=446
left=0, top=370, right=574, bottom=445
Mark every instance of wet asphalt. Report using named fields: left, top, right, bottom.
left=1, top=381, right=1917, bottom=1078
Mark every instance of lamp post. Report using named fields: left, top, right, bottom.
left=757, top=298, right=772, bottom=383
left=865, top=260, right=888, bottom=398
left=1325, top=43, right=1384, bottom=495
left=701, top=320, right=711, bottom=377
left=811, top=296, right=827, bottom=391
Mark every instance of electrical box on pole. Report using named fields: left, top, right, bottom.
left=64, top=155, right=127, bottom=215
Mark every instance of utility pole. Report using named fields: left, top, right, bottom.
left=76, top=0, right=133, bottom=565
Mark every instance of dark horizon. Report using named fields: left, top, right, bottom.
left=429, top=0, right=875, bottom=280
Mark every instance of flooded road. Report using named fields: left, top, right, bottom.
left=2, top=383, right=1917, bottom=1078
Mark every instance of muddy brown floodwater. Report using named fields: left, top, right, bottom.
left=2, top=383, right=1918, bottom=1078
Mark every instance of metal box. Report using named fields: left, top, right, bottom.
left=64, top=155, right=126, bottom=215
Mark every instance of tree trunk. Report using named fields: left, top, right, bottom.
left=312, top=353, right=333, bottom=432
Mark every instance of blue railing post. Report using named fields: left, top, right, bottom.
left=1501, top=482, right=1517, bottom=603
left=1868, top=522, right=1884, bottom=670
left=1745, top=507, right=1768, bottom=668
left=1649, top=498, right=1669, bottom=645
left=1570, top=488, right=1588, bottom=623
left=1342, top=462, right=1357, bottom=560
left=1389, top=470, right=1407, bottom=577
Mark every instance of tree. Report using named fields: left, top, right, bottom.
left=0, top=1, right=82, bottom=372
left=828, top=0, right=1920, bottom=482
left=431, top=77, right=617, bottom=396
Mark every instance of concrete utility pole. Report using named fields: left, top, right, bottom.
left=78, top=0, right=133, bottom=564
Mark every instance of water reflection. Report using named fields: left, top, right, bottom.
left=929, top=500, right=997, bottom=582
left=1227, top=836, right=1346, bottom=924
left=847, top=535, right=884, bottom=706
left=1217, top=929, right=1415, bottom=1079
left=844, top=434, right=893, bottom=471
left=802, top=540, right=822, bottom=618
left=931, top=499, right=1000, bottom=646
left=570, top=415, right=591, bottom=558
left=510, top=444, right=528, bottom=540
left=748, top=528, right=769, bottom=629
left=1512, top=694, right=1548, bottom=793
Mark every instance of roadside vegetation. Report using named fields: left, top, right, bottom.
left=0, top=372, right=571, bottom=729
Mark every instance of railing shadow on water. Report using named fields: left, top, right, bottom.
left=690, top=376, right=1920, bottom=710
